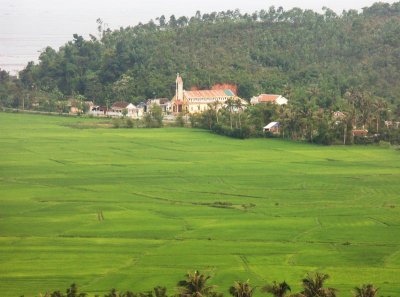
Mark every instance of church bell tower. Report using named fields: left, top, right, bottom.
left=176, top=73, right=184, bottom=101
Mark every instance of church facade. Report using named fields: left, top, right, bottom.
left=171, top=74, right=245, bottom=114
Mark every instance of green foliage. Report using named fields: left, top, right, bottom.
left=175, top=113, right=185, bottom=127
left=4, top=2, right=400, bottom=110
left=177, top=271, right=218, bottom=297
left=144, top=104, right=163, bottom=128
left=300, top=273, right=337, bottom=297
left=112, top=117, right=137, bottom=128
left=261, top=281, right=291, bottom=297
left=229, top=281, right=255, bottom=297
left=353, top=284, right=379, bottom=297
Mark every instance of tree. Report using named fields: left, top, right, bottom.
left=225, top=99, right=235, bottom=130
left=154, top=286, right=168, bottom=297
left=235, top=99, right=243, bottom=130
left=177, top=270, right=217, bottom=297
left=262, top=281, right=291, bottom=297
left=143, top=104, right=163, bottom=128
left=229, top=281, right=255, bottom=297
left=299, top=273, right=337, bottom=297
left=372, top=98, right=387, bottom=133
left=104, top=288, right=119, bottom=297
left=353, top=284, right=378, bottom=297
left=66, top=283, right=86, bottom=297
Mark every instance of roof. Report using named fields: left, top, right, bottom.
left=112, top=101, right=131, bottom=108
left=257, top=94, right=281, bottom=103
left=352, top=129, right=368, bottom=136
left=159, top=98, right=170, bottom=104
left=264, top=122, right=280, bottom=129
left=184, top=89, right=235, bottom=99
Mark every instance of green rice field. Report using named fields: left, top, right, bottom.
left=0, top=112, right=399, bottom=296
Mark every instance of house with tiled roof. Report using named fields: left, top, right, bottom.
left=146, top=98, right=172, bottom=114
left=250, top=94, right=288, bottom=105
left=171, top=74, right=246, bottom=114
left=106, top=102, right=143, bottom=118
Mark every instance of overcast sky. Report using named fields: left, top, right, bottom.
left=0, top=0, right=396, bottom=73
left=1, top=0, right=396, bottom=36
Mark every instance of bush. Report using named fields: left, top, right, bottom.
left=112, top=118, right=122, bottom=128
left=175, top=114, right=185, bottom=127
left=354, top=136, right=375, bottom=145
left=126, top=118, right=134, bottom=128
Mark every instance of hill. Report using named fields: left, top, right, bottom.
left=0, top=2, right=398, bottom=112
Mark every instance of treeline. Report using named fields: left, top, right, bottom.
left=190, top=96, right=400, bottom=145
left=1, top=2, right=400, bottom=114
left=29, top=271, right=381, bottom=297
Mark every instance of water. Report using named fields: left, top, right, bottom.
left=0, top=33, right=71, bottom=74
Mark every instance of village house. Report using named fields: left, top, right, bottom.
left=106, top=102, right=143, bottom=118
left=263, top=121, right=281, bottom=134
left=352, top=129, right=369, bottom=137
left=250, top=94, right=288, bottom=105
left=90, top=105, right=108, bottom=116
left=146, top=98, right=172, bottom=114
left=67, top=99, right=94, bottom=114
left=171, top=74, right=246, bottom=114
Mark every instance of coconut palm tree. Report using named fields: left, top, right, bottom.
left=211, top=101, right=221, bottom=124
left=177, top=270, right=217, bottom=297
left=104, top=288, right=119, bottom=297
left=66, top=283, right=86, bottom=297
left=229, top=280, right=255, bottom=297
left=225, top=99, right=236, bottom=130
left=372, top=98, right=387, bottom=133
left=353, top=284, right=378, bottom=297
left=262, top=281, right=291, bottom=297
left=154, top=286, right=168, bottom=297
left=235, top=99, right=244, bottom=130
left=300, top=272, right=337, bottom=297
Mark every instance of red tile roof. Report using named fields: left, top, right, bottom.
left=352, top=129, right=368, bottom=136
left=184, top=90, right=235, bottom=99
left=257, top=94, right=281, bottom=103
left=112, top=101, right=130, bottom=108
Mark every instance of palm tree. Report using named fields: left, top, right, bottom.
left=66, top=283, right=87, bottom=297
left=235, top=99, right=244, bottom=130
left=121, top=291, right=135, bottom=297
left=353, top=284, right=378, bottom=297
left=225, top=99, right=236, bottom=130
left=177, top=270, right=217, bottom=297
left=211, top=101, right=221, bottom=124
left=372, top=98, right=387, bottom=133
left=300, top=272, right=337, bottom=297
left=104, top=288, right=119, bottom=297
left=154, top=286, right=168, bottom=297
left=262, top=281, right=291, bottom=297
left=229, top=280, right=255, bottom=297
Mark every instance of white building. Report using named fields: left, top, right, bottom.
left=250, top=94, right=288, bottom=105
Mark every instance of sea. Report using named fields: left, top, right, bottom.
left=0, top=33, right=71, bottom=75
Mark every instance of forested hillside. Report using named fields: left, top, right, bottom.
left=1, top=2, right=400, bottom=111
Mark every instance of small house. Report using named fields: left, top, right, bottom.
left=352, top=129, right=368, bottom=137
left=263, top=122, right=280, bottom=133
left=251, top=94, right=288, bottom=105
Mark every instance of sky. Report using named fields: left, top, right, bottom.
left=0, top=0, right=396, bottom=74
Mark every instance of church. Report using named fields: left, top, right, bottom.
left=171, top=74, right=245, bottom=114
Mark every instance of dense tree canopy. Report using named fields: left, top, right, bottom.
left=2, top=2, right=400, bottom=111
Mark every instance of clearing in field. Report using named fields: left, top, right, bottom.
left=0, top=113, right=399, bottom=297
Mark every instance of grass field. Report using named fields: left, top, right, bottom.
left=0, top=112, right=399, bottom=297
